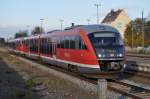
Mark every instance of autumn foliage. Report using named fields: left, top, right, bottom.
left=124, top=18, right=150, bottom=48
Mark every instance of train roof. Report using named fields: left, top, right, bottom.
left=62, top=24, right=119, bottom=35
left=8, top=24, right=119, bottom=42
left=78, top=24, right=119, bottom=35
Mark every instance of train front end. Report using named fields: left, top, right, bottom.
left=87, top=25, right=125, bottom=73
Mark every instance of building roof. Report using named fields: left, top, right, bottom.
left=102, top=9, right=123, bottom=23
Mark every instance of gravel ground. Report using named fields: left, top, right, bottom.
left=0, top=48, right=97, bottom=99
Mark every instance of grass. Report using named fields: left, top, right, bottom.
left=9, top=87, right=26, bottom=99
left=26, top=78, right=36, bottom=88
left=24, top=78, right=37, bottom=99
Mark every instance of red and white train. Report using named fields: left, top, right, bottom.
left=8, top=25, right=126, bottom=77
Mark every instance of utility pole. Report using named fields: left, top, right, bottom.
left=131, top=22, right=136, bottom=48
left=131, top=23, right=134, bottom=48
left=94, top=4, right=101, bottom=24
left=40, top=19, right=44, bottom=33
left=142, top=10, right=145, bottom=48
left=60, top=19, right=64, bottom=30
left=87, top=19, right=91, bottom=25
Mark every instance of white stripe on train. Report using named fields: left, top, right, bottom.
left=14, top=50, right=100, bottom=69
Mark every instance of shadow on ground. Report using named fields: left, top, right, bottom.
left=0, top=57, right=40, bottom=99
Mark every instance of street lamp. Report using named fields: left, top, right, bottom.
left=59, top=19, right=64, bottom=30
left=40, top=19, right=44, bottom=33
left=94, top=4, right=101, bottom=24
left=87, top=19, right=91, bottom=25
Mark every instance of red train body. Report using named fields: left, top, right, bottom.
left=8, top=25, right=126, bottom=77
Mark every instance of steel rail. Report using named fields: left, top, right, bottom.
left=108, top=79, right=150, bottom=99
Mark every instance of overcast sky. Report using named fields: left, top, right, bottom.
left=0, top=0, right=150, bottom=38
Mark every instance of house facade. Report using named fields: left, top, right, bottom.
left=102, top=9, right=131, bottom=39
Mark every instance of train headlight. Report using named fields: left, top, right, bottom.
left=98, top=54, right=102, bottom=57
left=117, top=53, right=123, bottom=57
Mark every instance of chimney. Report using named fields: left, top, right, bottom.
left=110, top=9, right=115, bottom=15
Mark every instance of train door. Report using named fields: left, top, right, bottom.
left=52, top=42, right=56, bottom=59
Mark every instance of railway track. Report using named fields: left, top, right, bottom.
left=108, top=79, right=150, bottom=99
left=124, top=70, right=150, bottom=78
left=10, top=53, right=150, bottom=99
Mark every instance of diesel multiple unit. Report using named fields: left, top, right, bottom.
left=8, top=25, right=126, bottom=78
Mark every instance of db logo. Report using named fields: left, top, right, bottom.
left=64, top=53, right=70, bottom=57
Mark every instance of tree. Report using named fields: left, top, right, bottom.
left=124, top=24, right=132, bottom=46
left=31, top=26, right=44, bottom=35
left=14, top=30, right=28, bottom=38
left=124, top=18, right=150, bottom=47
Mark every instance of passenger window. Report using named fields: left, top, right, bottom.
left=78, top=36, right=87, bottom=50
left=56, top=35, right=87, bottom=50
left=70, top=37, right=75, bottom=49
left=57, top=39, right=61, bottom=48
left=65, top=36, right=70, bottom=49
left=60, top=38, right=65, bottom=48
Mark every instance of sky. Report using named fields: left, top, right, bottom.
left=0, top=0, right=150, bottom=38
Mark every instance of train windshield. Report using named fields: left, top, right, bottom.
left=88, top=32, right=123, bottom=47
left=88, top=32, right=124, bottom=58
